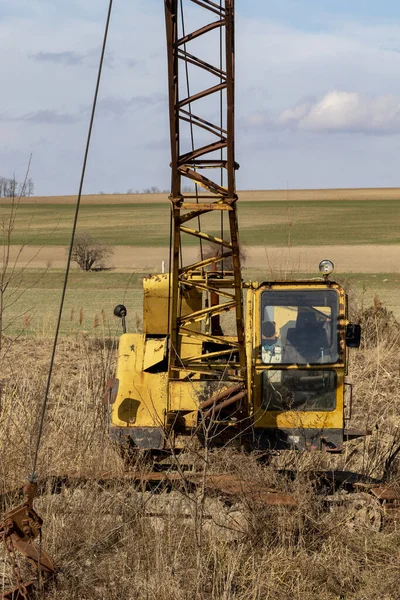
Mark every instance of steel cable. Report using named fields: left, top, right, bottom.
left=29, top=0, right=114, bottom=482
left=219, top=0, right=224, bottom=276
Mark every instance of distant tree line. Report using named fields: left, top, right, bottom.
left=98, top=184, right=195, bottom=195
left=0, top=176, right=34, bottom=197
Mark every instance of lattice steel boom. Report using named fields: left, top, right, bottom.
left=165, top=0, right=246, bottom=386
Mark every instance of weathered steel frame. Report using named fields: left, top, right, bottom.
left=165, top=0, right=246, bottom=384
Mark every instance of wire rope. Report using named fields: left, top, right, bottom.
left=219, top=0, right=224, bottom=276
left=29, top=0, right=114, bottom=482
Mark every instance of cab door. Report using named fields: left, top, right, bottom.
left=252, top=283, right=346, bottom=450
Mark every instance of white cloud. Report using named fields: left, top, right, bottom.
left=278, top=91, right=400, bottom=133
left=30, top=51, right=85, bottom=66
left=3, top=2, right=400, bottom=192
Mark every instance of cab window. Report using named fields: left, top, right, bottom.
left=261, top=290, right=339, bottom=365
left=262, top=369, right=336, bottom=412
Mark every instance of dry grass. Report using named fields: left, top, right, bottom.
left=0, top=301, right=400, bottom=599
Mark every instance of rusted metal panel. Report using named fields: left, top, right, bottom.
left=110, top=426, right=165, bottom=450
left=203, top=390, right=246, bottom=418
left=188, top=473, right=297, bottom=507
left=0, top=482, right=55, bottom=599
left=102, top=377, right=118, bottom=405
left=200, top=383, right=243, bottom=410
left=370, top=485, right=400, bottom=501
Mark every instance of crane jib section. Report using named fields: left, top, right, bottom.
left=164, top=0, right=246, bottom=385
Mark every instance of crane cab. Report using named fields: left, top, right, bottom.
left=247, top=267, right=361, bottom=451
left=109, top=261, right=361, bottom=454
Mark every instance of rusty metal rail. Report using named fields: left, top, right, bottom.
left=1, top=469, right=398, bottom=598
left=0, top=482, right=55, bottom=600
left=1, top=471, right=297, bottom=507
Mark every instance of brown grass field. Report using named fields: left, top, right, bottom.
left=18, top=186, right=400, bottom=204
left=6, top=243, right=400, bottom=273
left=0, top=305, right=399, bottom=599
left=0, top=188, right=399, bottom=598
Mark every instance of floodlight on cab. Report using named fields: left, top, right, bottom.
left=318, top=259, right=334, bottom=277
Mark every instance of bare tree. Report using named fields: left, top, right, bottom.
left=202, top=243, right=247, bottom=271
left=0, top=177, right=15, bottom=198
left=70, top=233, right=114, bottom=271
left=0, top=175, right=34, bottom=197
left=0, top=160, right=44, bottom=355
left=142, top=186, right=161, bottom=194
left=26, top=178, right=34, bottom=197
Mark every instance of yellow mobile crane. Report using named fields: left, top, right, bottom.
left=108, top=0, right=362, bottom=455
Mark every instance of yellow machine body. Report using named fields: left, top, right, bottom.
left=110, top=274, right=354, bottom=452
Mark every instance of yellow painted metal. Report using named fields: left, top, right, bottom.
left=180, top=202, right=233, bottom=211
left=143, top=337, right=167, bottom=371
left=179, top=226, right=233, bottom=248
left=114, top=277, right=350, bottom=444
left=143, top=273, right=202, bottom=335
left=253, top=371, right=345, bottom=430
left=178, top=336, right=202, bottom=379
left=111, top=333, right=168, bottom=428
left=245, top=286, right=255, bottom=412
left=178, top=301, right=236, bottom=325
left=169, top=380, right=200, bottom=428
left=143, top=275, right=169, bottom=335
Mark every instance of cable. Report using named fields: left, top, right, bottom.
left=220, top=0, right=224, bottom=276
left=29, top=0, right=114, bottom=482
left=167, top=207, right=173, bottom=338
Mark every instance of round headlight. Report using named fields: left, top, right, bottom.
left=319, top=259, right=334, bottom=275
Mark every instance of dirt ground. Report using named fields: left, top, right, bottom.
left=6, top=244, right=400, bottom=273
left=16, top=187, right=400, bottom=204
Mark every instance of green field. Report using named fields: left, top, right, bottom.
left=1, top=198, right=399, bottom=247
left=2, top=270, right=399, bottom=338
left=1, top=192, right=398, bottom=337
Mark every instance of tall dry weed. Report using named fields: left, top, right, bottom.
left=0, top=297, right=399, bottom=599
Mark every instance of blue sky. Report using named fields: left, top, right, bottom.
left=245, top=0, right=400, bottom=25
left=2, top=1, right=400, bottom=194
